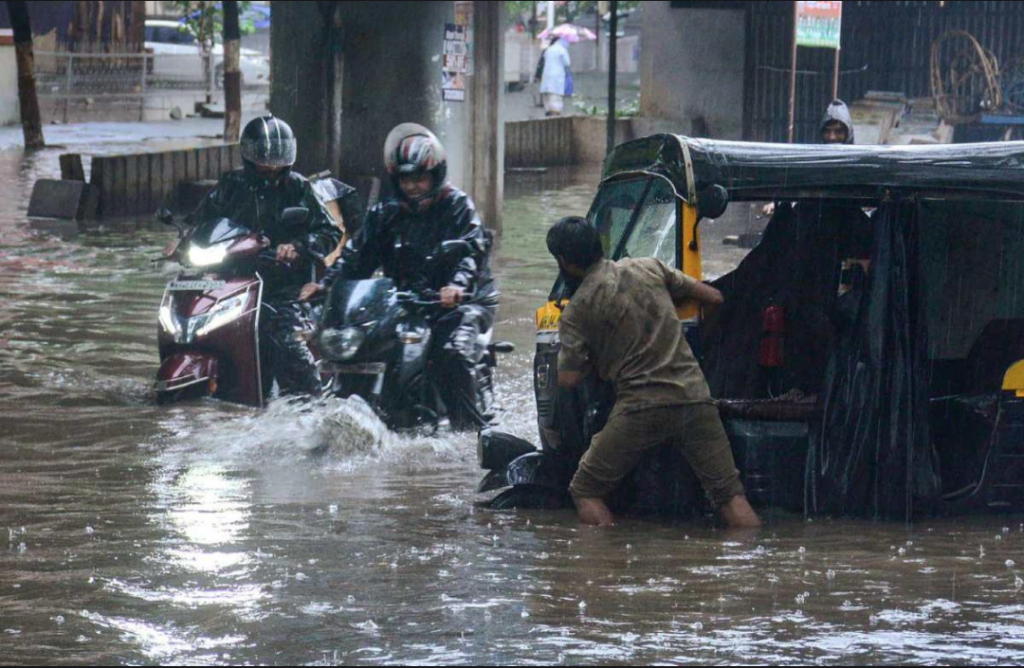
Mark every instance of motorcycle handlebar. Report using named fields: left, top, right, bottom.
left=395, top=289, right=476, bottom=307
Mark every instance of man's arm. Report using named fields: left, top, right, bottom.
left=330, top=206, right=386, bottom=282
left=294, top=180, right=342, bottom=259
left=655, top=259, right=724, bottom=306
left=445, top=192, right=487, bottom=290
left=556, top=307, right=591, bottom=389
left=439, top=192, right=489, bottom=307
left=557, top=369, right=586, bottom=389
left=687, top=280, right=724, bottom=306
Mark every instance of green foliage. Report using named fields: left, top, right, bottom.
left=506, top=1, right=642, bottom=28
left=574, top=98, right=641, bottom=118
left=172, top=1, right=255, bottom=51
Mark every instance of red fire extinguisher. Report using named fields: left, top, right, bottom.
left=758, top=304, right=786, bottom=368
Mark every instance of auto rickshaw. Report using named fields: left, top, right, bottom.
left=479, top=134, right=1024, bottom=521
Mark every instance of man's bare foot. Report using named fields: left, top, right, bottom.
left=574, top=497, right=615, bottom=526
left=719, top=495, right=761, bottom=529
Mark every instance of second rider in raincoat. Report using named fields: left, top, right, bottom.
left=301, top=123, right=498, bottom=430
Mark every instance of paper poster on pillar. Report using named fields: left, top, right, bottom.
left=442, top=20, right=468, bottom=102
left=454, top=1, right=474, bottom=75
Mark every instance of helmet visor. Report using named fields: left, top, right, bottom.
left=241, top=135, right=297, bottom=168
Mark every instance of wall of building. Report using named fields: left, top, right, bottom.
left=640, top=3, right=745, bottom=140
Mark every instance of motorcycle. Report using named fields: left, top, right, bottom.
left=315, top=240, right=514, bottom=431
left=154, top=206, right=315, bottom=407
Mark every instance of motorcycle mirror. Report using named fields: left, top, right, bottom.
left=155, top=207, right=175, bottom=226
left=281, top=207, right=309, bottom=226
left=440, top=240, right=473, bottom=261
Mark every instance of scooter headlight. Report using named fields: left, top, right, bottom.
left=187, top=239, right=233, bottom=268
left=320, top=327, right=365, bottom=361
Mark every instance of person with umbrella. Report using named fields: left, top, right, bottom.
left=538, top=34, right=571, bottom=116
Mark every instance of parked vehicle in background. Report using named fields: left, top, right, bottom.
left=144, top=20, right=270, bottom=88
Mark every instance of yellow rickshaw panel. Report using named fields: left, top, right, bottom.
left=1005, top=360, right=1024, bottom=398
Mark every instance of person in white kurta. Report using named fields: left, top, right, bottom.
left=540, top=38, right=571, bottom=116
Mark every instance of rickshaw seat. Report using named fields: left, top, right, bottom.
left=716, top=397, right=820, bottom=423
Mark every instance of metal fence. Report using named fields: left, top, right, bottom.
left=33, top=50, right=269, bottom=121
left=745, top=1, right=1024, bottom=143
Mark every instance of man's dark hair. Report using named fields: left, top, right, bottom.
left=546, top=216, right=604, bottom=269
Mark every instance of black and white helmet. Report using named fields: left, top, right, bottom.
left=241, top=115, right=297, bottom=169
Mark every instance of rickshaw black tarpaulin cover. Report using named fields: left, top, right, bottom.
left=807, top=201, right=942, bottom=521
left=698, top=199, right=942, bottom=520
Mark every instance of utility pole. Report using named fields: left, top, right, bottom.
left=606, top=0, right=618, bottom=155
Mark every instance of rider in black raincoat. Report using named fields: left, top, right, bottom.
left=189, top=115, right=340, bottom=397
left=303, top=123, right=498, bottom=430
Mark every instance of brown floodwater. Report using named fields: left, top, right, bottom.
left=1, top=145, right=1024, bottom=665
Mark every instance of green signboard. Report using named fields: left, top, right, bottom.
left=796, top=1, right=842, bottom=49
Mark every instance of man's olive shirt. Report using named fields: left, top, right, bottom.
left=557, top=258, right=713, bottom=414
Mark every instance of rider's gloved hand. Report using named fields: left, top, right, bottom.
left=440, top=285, right=465, bottom=308
left=299, top=282, right=323, bottom=302
left=276, top=244, right=299, bottom=264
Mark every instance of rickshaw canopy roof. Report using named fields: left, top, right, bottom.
left=602, top=134, right=1024, bottom=202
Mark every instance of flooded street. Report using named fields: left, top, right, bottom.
left=3, top=142, right=1024, bottom=665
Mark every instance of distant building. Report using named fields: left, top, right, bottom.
left=642, top=1, right=1024, bottom=142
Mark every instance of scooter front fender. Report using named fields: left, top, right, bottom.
left=156, top=352, right=219, bottom=396
left=477, top=451, right=574, bottom=494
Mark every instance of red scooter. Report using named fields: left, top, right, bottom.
left=155, top=207, right=314, bottom=407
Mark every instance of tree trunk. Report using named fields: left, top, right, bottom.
left=129, top=0, right=146, bottom=52
left=6, top=1, right=45, bottom=149
left=223, top=0, right=242, bottom=142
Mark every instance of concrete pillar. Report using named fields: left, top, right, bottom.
left=468, top=1, right=504, bottom=235
left=639, top=3, right=746, bottom=139
left=270, top=1, right=504, bottom=233
left=269, top=1, right=331, bottom=176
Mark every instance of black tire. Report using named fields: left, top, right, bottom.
left=490, top=485, right=570, bottom=510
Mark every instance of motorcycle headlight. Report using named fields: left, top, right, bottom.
left=187, top=239, right=233, bottom=268
left=191, top=294, right=249, bottom=340
left=320, top=327, right=365, bottom=361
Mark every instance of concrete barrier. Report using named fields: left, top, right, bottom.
left=28, top=180, right=95, bottom=220
left=505, top=117, right=574, bottom=168
left=505, top=116, right=639, bottom=168
left=71, top=144, right=241, bottom=219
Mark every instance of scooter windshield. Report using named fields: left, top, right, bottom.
left=190, top=217, right=254, bottom=247
left=324, top=278, right=397, bottom=327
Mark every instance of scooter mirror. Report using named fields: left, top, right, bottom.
left=281, top=207, right=309, bottom=227
left=155, top=207, right=175, bottom=226
left=440, top=239, right=474, bottom=261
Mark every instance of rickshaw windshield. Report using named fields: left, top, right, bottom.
left=589, top=175, right=680, bottom=267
